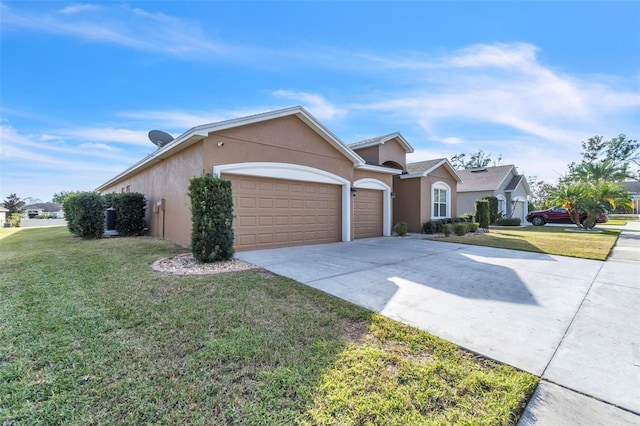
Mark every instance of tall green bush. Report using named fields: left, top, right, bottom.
left=475, top=199, right=490, bottom=230
left=483, top=196, right=499, bottom=224
left=63, top=192, right=105, bottom=239
left=104, top=193, right=146, bottom=236
left=189, top=175, right=235, bottom=262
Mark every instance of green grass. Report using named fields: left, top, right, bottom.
left=0, top=227, right=537, bottom=425
left=604, top=219, right=626, bottom=226
left=431, top=226, right=621, bottom=260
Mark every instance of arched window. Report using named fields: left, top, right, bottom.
left=431, top=181, right=451, bottom=219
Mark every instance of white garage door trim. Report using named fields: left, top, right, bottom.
left=213, top=162, right=351, bottom=242
left=353, top=178, right=391, bottom=236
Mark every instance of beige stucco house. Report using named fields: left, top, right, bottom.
left=456, top=165, right=531, bottom=222
left=97, top=107, right=408, bottom=251
left=97, top=106, right=465, bottom=250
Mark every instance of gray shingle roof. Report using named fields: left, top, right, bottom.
left=504, top=175, right=523, bottom=192
left=456, top=165, right=515, bottom=192
left=405, top=159, right=447, bottom=174
left=348, top=133, right=398, bottom=149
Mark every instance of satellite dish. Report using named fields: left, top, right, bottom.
left=148, top=130, right=174, bottom=148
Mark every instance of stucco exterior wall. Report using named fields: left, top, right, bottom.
left=203, top=115, right=354, bottom=179
left=378, top=140, right=407, bottom=169
left=354, top=146, right=380, bottom=165
left=422, top=165, right=458, bottom=221
left=100, top=142, right=204, bottom=247
left=393, top=176, right=422, bottom=233
left=457, top=191, right=494, bottom=217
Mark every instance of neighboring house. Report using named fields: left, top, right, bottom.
left=96, top=106, right=403, bottom=251
left=622, top=181, right=640, bottom=213
left=0, top=207, right=8, bottom=227
left=456, top=165, right=531, bottom=223
left=23, top=203, right=63, bottom=219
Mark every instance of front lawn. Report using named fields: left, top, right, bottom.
left=431, top=226, right=621, bottom=260
left=1, top=227, right=537, bottom=425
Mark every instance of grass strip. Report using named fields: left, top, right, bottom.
left=1, top=227, right=537, bottom=425
left=431, top=226, right=621, bottom=260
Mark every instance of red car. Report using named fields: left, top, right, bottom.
left=526, top=207, right=608, bottom=227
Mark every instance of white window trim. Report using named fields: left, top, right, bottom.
left=353, top=178, right=392, bottom=236
left=431, top=181, right=451, bottom=219
left=213, top=162, right=351, bottom=242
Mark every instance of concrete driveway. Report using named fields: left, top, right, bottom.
left=236, top=223, right=640, bottom=424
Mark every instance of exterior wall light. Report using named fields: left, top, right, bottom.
left=391, top=192, right=396, bottom=199
left=350, top=187, right=358, bottom=196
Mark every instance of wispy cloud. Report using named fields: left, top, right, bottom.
left=2, top=3, right=230, bottom=59
left=58, top=3, right=102, bottom=15
left=272, top=90, right=347, bottom=120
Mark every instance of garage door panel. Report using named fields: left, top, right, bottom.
left=228, top=174, right=342, bottom=251
left=354, top=188, right=383, bottom=239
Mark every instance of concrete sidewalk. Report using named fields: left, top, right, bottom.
left=236, top=222, right=640, bottom=424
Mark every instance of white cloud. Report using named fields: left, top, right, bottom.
left=2, top=3, right=230, bottom=59
left=58, top=4, right=102, bottom=15
left=271, top=90, right=346, bottom=120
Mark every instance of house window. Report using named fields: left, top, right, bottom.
left=432, top=182, right=451, bottom=219
left=126, top=185, right=131, bottom=193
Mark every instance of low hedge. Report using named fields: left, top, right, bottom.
left=496, top=218, right=521, bottom=226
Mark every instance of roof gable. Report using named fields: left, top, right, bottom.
left=97, top=106, right=391, bottom=191
left=403, top=158, right=463, bottom=182
left=348, top=132, right=414, bottom=153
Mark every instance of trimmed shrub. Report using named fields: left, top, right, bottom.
left=393, top=221, right=408, bottom=236
left=469, top=222, right=480, bottom=233
left=496, top=218, right=521, bottom=226
left=422, top=220, right=443, bottom=234
left=63, top=192, right=105, bottom=239
left=453, top=222, right=467, bottom=236
left=105, top=193, right=146, bottom=236
left=483, top=196, right=499, bottom=224
left=475, top=199, right=490, bottom=230
left=189, top=175, right=235, bottom=263
left=442, top=223, right=453, bottom=236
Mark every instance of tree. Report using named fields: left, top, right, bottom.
left=451, top=150, right=502, bottom=169
left=549, top=182, right=588, bottom=228
left=570, top=159, right=628, bottom=184
left=527, top=176, right=556, bottom=210
left=52, top=191, right=81, bottom=204
left=573, top=134, right=639, bottom=180
left=2, top=194, right=25, bottom=216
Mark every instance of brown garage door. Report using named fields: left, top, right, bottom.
left=227, top=174, right=342, bottom=251
left=354, top=188, right=383, bottom=239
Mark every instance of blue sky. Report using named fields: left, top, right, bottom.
left=1, top=1, right=639, bottom=203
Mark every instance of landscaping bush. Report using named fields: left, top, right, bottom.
left=104, top=192, right=146, bottom=236
left=453, top=222, right=467, bottom=236
left=496, top=218, right=521, bottom=226
left=442, top=223, right=453, bottom=236
left=461, top=213, right=474, bottom=222
left=63, top=192, right=105, bottom=239
left=393, top=221, right=408, bottom=236
left=475, top=199, right=490, bottom=230
left=483, top=196, right=499, bottom=224
left=469, top=222, right=480, bottom=233
left=422, top=220, right=443, bottom=234
left=189, top=175, right=235, bottom=262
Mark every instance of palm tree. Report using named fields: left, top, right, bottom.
left=570, top=159, right=628, bottom=184
left=549, top=182, right=589, bottom=228
left=580, top=182, right=632, bottom=228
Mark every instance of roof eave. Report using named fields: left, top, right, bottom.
left=355, top=164, right=403, bottom=175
